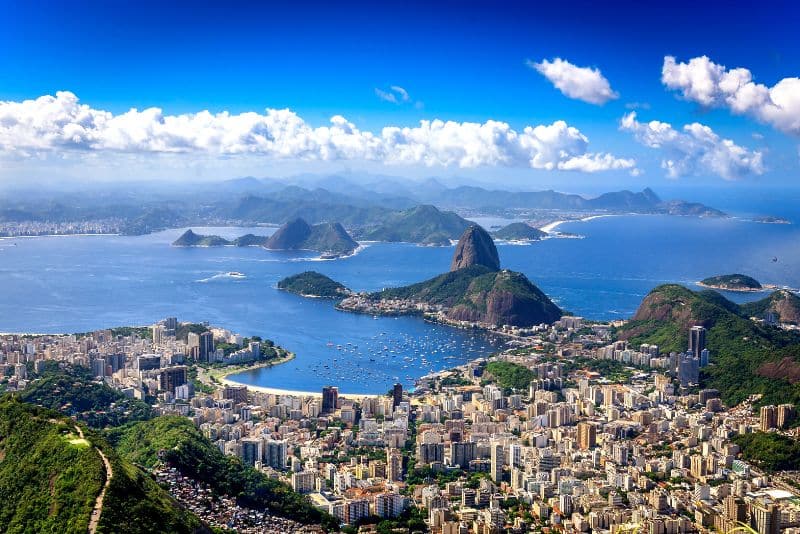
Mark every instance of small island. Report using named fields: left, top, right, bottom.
left=277, top=271, right=352, bottom=298
left=492, top=222, right=547, bottom=241
left=172, top=219, right=359, bottom=256
left=698, top=273, right=764, bottom=292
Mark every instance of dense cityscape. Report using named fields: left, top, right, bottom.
left=2, top=309, right=799, bottom=533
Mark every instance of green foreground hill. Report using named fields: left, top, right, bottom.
left=107, top=416, right=338, bottom=531
left=0, top=398, right=205, bottom=534
left=619, top=284, right=800, bottom=405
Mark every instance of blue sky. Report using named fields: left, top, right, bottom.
left=0, top=0, right=798, bottom=189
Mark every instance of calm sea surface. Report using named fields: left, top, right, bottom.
left=1, top=199, right=798, bottom=393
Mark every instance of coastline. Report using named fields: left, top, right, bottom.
left=206, top=352, right=384, bottom=399
left=539, top=213, right=620, bottom=234
left=696, top=281, right=777, bottom=293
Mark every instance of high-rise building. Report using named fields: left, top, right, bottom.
left=689, top=326, right=707, bottom=358
left=490, top=442, right=505, bottom=483
left=374, top=493, right=406, bottom=518
left=241, top=437, right=263, bottom=466
left=751, top=500, right=781, bottom=534
left=291, top=470, right=316, bottom=493
left=760, top=405, right=777, bottom=432
left=151, top=324, right=166, bottom=345
left=264, top=439, right=287, bottom=470
left=386, top=448, right=403, bottom=481
left=392, top=383, right=403, bottom=408
left=199, top=331, right=214, bottom=363
left=134, top=353, right=161, bottom=372
left=221, top=384, right=248, bottom=404
left=678, top=353, right=700, bottom=387
left=158, top=366, right=188, bottom=393
left=577, top=422, right=597, bottom=450
left=164, top=317, right=178, bottom=333
left=91, top=357, right=107, bottom=378
left=322, top=386, right=339, bottom=414
left=450, top=441, right=477, bottom=468
left=778, top=403, right=796, bottom=429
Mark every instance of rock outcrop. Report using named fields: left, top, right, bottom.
left=450, top=225, right=500, bottom=272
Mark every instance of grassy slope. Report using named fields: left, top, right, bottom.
left=0, top=398, right=203, bottom=534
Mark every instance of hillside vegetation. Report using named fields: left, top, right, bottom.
left=107, top=416, right=338, bottom=531
left=0, top=398, right=205, bottom=534
left=278, top=271, right=351, bottom=298
left=619, top=284, right=800, bottom=406
left=20, top=364, right=153, bottom=428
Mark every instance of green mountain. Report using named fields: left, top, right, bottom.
left=619, top=284, right=800, bottom=405
left=172, top=229, right=230, bottom=247
left=306, top=222, right=359, bottom=255
left=741, top=289, right=800, bottom=324
left=232, top=233, right=270, bottom=246
left=699, top=273, right=762, bottom=291
left=352, top=227, right=561, bottom=327
left=0, top=398, right=205, bottom=534
left=278, top=271, right=351, bottom=298
left=266, top=218, right=358, bottom=255
left=373, top=265, right=562, bottom=327
left=359, top=204, right=471, bottom=244
left=492, top=222, right=547, bottom=241
left=107, top=416, right=337, bottom=531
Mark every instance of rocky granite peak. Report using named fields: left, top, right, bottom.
left=450, top=225, right=500, bottom=272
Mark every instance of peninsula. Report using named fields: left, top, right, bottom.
left=334, top=225, right=563, bottom=328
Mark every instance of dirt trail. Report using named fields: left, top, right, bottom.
left=74, top=425, right=113, bottom=534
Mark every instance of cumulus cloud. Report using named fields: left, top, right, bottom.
left=662, top=55, right=800, bottom=135
left=529, top=58, right=619, bottom=105
left=620, top=112, right=764, bottom=180
left=0, top=91, right=636, bottom=173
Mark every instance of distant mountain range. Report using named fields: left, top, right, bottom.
left=0, top=175, right=731, bottom=239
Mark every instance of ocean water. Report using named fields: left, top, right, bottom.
left=0, top=205, right=798, bottom=393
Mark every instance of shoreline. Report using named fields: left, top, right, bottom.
left=207, top=352, right=384, bottom=399
left=696, top=281, right=777, bottom=293
left=539, top=213, right=620, bottom=234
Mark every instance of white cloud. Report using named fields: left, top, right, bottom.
left=375, top=85, right=411, bottom=104
left=529, top=58, right=619, bottom=105
left=0, top=91, right=636, bottom=173
left=662, top=55, right=800, bottom=135
left=620, top=112, right=764, bottom=180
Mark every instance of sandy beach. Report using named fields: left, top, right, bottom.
left=219, top=376, right=384, bottom=399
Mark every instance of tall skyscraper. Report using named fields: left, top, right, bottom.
left=387, top=448, right=403, bottom=481
left=490, top=442, right=505, bottom=483
left=392, top=383, right=403, bottom=408
left=322, top=386, right=339, bottom=414
left=199, top=331, right=214, bottom=363
left=577, top=422, right=597, bottom=450
left=241, top=437, right=263, bottom=466
left=760, top=405, right=777, bottom=432
left=264, top=439, right=287, bottom=470
left=689, top=326, right=707, bottom=358
left=158, top=366, right=188, bottom=393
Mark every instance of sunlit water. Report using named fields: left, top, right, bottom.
left=1, top=207, right=798, bottom=393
